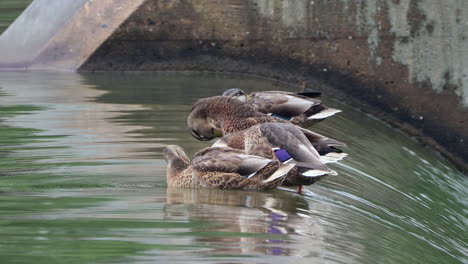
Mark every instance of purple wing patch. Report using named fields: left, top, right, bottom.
left=274, top=149, right=292, bottom=163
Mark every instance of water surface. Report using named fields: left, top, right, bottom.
left=0, top=0, right=31, bottom=34
left=0, top=71, right=466, bottom=264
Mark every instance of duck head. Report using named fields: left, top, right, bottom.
left=222, top=88, right=248, bottom=102
left=163, top=145, right=190, bottom=164
left=187, top=97, right=226, bottom=141
left=163, top=145, right=191, bottom=177
left=187, top=96, right=259, bottom=141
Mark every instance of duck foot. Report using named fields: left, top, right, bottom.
left=297, top=185, right=303, bottom=194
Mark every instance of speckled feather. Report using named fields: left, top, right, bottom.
left=250, top=91, right=322, bottom=116
left=187, top=96, right=289, bottom=138
left=187, top=96, right=344, bottom=146
left=225, top=90, right=340, bottom=127
left=163, top=145, right=290, bottom=191
left=213, top=123, right=334, bottom=186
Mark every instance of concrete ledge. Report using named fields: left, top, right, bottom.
left=0, top=0, right=145, bottom=70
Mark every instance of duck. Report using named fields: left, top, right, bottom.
left=163, top=145, right=295, bottom=191
left=187, top=96, right=280, bottom=141
left=211, top=123, right=347, bottom=193
left=222, top=88, right=341, bottom=127
left=187, top=96, right=344, bottom=156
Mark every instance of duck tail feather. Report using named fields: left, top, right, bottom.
left=307, top=108, right=342, bottom=120
left=296, top=91, right=322, bottom=98
left=320, top=152, right=348, bottom=164
left=315, top=138, right=347, bottom=148
left=263, top=163, right=295, bottom=183
left=315, top=145, right=346, bottom=156
left=299, top=128, right=345, bottom=147
left=301, top=169, right=330, bottom=177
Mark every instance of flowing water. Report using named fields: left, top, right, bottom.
left=0, top=71, right=466, bottom=264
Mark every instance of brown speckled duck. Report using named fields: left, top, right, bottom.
left=163, top=145, right=295, bottom=191
left=187, top=96, right=344, bottom=156
left=187, top=96, right=280, bottom=141
left=211, top=123, right=346, bottom=193
left=222, top=88, right=341, bottom=127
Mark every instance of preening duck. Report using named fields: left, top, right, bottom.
left=211, top=123, right=347, bottom=192
left=222, top=88, right=341, bottom=127
left=163, top=145, right=295, bottom=191
left=187, top=96, right=281, bottom=141
left=187, top=96, right=345, bottom=155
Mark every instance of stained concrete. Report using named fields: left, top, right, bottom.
left=1, top=0, right=467, bottom=171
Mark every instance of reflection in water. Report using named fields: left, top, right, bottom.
left=0, top=71, right=466, bottom=264
left=165, top=187, right=364, bottom=262
left=0, top=72, right=165, bottom=185
left=166, top=188, right=298, bottom=257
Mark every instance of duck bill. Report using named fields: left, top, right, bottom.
left=189, top=128, right=222, bottom=141
left=213, top=129, right=223, bottom=138
left=190, top=129, right=210, bottom=141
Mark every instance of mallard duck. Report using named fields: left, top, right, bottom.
left=163, top=145, right=295, bottom=191
left=187, top=96, right=344, bottom=156
left=222, top=88, right=341, bottom=127
left=211, top=123, right=345, bottom=193
left=187, top=96, right=280, bottom=141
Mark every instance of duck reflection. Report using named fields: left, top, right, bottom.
left=164, top=187, right=312, bottom=257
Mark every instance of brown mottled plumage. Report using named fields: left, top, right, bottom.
left=187, top=96, right=287, bottom=141
left=212, top=123, right=345, bottom=187
left=187, top=96, right=345, bottom=156
left=163, top=145, right=295, bottom=191
left=222, top=89, right=341, bottom=127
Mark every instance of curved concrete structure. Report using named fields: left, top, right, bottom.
left=1, top=0, right=467, bottom=171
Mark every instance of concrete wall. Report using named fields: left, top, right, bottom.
left=0, top=0, right=144, bottom=70
left=81, top=0, right=467, bottom=170
left=1, top=0, right=467, bottom=170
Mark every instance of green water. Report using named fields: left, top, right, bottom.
left=0, top=0, right=31, bottom=34
left=0, top=71, right=466, bottom=264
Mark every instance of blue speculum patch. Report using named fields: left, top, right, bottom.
left=274, top=149, right=292, bottom=162
left=270, top=113, right=292, bottom=120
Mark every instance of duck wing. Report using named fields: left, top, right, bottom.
left=298, top=127, right=345, bottom=149
left=191, top=147, right=292, bottom=190
left=192, top=147, right=274, bottom=178
left=250, top=91, right=321, bottom=118
left=240, top=124, right=330, bottom=176
left=298, top=127, right=348, bottom=163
